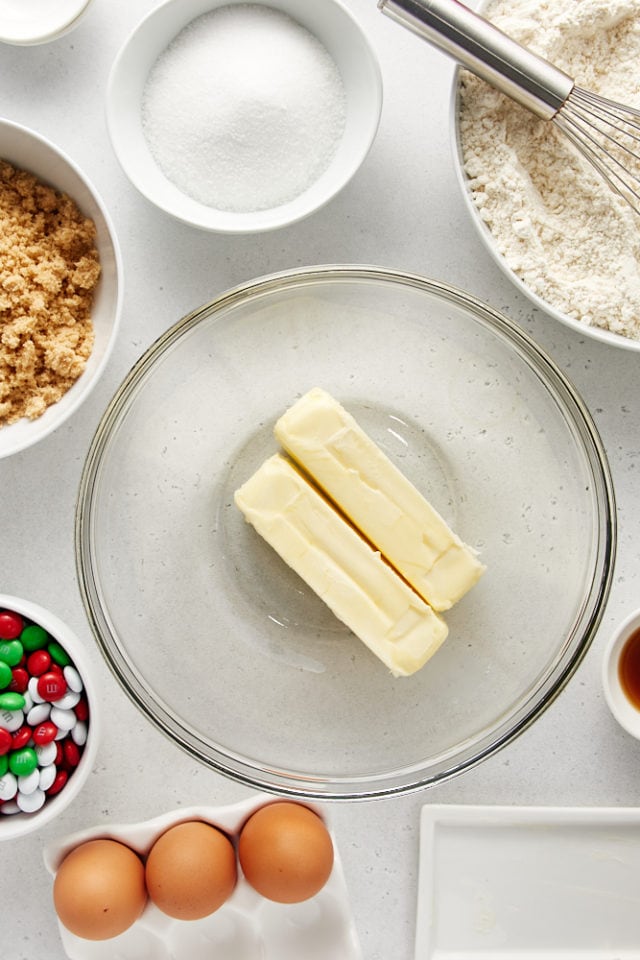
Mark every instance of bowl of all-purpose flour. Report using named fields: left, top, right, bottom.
left=452, top=0, right=640, bottom=352
left=106, top=0, right=382, bottom=233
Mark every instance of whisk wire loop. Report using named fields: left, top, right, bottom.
left=379, top=0, right=640, bottom=218
left=554, top=87, right=640, bottom=214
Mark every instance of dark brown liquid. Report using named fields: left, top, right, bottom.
left=619, top=626, right=640, bottom=709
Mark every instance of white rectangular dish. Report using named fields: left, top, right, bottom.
left=416, top=804, right=640, bottom=960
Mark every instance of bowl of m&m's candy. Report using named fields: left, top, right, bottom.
left=0, top=595, right=99, bottom=840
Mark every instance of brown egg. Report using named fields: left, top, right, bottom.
left=53, top=838, right=147, bottom=941
left=238, top=801, right=334, bottom=903
left=145, top=820, right=237, bottom=920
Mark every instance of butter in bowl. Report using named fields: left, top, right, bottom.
left=235, top=387, right=485, bottom=678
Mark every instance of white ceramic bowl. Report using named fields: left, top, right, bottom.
left=450, top=61, right=640, bottom=353
left=602, top=609, right=640, bottom=740
left=0, top=594, right=100, bottom=841
left=0, top=118, right=123, bottom=459
left=0, top=0, right=93, bottom=45
left=106, top=0, right=382, bottom=233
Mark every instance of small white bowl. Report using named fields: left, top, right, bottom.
left=602, top=609, right=640, bottom=740
left=0, top=118, right=123, bottom=459
left=106, top=0, right=382, bottom=233
left=0, top=0, right=93, bottom=45
left=0, top=594, right=100, bottom=841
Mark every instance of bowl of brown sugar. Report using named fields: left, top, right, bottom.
left=0, top=118, right=123, bottom=458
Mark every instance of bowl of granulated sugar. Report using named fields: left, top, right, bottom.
left=452, top=0, right=640, bottom=352
left=106, top=0, right=382, bottom=233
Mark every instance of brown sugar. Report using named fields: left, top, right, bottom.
left=0, top=160, right=101, bottom=426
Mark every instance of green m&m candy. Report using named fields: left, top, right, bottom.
left=20, top=623, right=48, bottom=652
left=0, top=640, right=23, bottom=667
left=0, top=662, right=12, bottom=690
left=9, top=747, right=38, bottom=777
left=0, top=692, right=25, bottom=712
left=48, top=641, right=71, bottom=666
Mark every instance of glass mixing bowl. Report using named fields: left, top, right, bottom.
left=76, top=266, right=615, bottom=799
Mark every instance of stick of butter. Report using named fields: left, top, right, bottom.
left=274, top=387, right=485, bottom=611
left=234, top=454, right=448, bottom=678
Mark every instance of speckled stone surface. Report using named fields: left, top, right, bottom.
left=1, top=2, right=639, bottom=958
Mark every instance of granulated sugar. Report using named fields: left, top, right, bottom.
left=141, top=4, right=346, bottom=213
left=458, top=0, right=640, bottom=341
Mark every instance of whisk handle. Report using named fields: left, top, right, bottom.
left=379, top=0, right=574, bottom=118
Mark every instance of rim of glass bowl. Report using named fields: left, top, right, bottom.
left=75, top=265, right=616, bottom=800
left=449, top=64, right=640, bottom=353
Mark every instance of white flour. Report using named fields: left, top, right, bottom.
left=458, top=0, right=640, bottom=340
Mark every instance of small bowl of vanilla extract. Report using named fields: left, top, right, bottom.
left=602, top=610, right=640, bottom=740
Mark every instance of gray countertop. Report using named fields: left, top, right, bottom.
left=2, top=1, right=640, bottom=957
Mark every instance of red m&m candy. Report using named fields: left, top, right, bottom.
left=9, top=668, right=28, bottom=694
left=0, top=612, right=23, bottom=640
left=46, top=769, right=68, bottom=796
left=62, top=739, right=80, bottom=768
left=0, top=728, right=12, bottom=756
left=37, top=672, right=68, bottom=703
left=27, top=650, right=51, bottom=677
left=75, top=697, right=89, bottom=723
left=11, top=725, right=32, bottom=751
left=33, top=722, right=58, bottom=746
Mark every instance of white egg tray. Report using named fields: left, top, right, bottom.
left=43, top=794, right=362, bottom=960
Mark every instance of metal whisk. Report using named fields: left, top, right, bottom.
left=379, top=0, right=640, bottom=216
